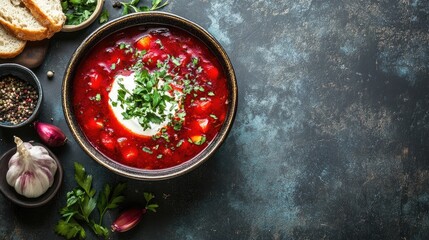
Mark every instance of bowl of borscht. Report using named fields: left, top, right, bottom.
left=62, top=12, right=237, bottom=180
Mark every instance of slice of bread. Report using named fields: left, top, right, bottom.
left=22, top=0, right=66, bottom=33
left=0, top=0, right=48, bottom=41
left=0, top=24, right=26, bottom=58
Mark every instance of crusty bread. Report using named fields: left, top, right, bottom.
left=0, top=24, right=26, bottom=58
left=0, top=0, right=49, bottom=41
left=22, top=0, right=66, bottom=33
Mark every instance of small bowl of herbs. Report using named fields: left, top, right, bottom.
left=61, top=0, right=105, bottom=32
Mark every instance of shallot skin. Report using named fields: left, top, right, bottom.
left=34, top=122, right=67, bottom=147
left=111, top=208, right=146, bottom=232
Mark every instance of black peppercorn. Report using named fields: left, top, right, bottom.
left=0, top=75, right=38, bottom=125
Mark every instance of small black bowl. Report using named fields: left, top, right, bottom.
left=0, top=142, right=63, bottom=207
left=0, top=63, right=43, bottom=128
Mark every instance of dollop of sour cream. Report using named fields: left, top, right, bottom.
left=108, top=73, right=179, bottom=136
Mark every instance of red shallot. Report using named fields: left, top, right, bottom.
left=111, top=208, right=146, bottom=232
left=111, top=193, right=158, bottom=233
left=34, top=121, right=67, bottom=147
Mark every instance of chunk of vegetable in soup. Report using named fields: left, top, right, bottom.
left=72, top=27, right=229, bottom=169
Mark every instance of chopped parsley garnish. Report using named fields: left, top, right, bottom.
left=210, top=114, right=218, bottom=120
left=192, top=57, right=199, bottom=66
left=171, top=56, right=181, bottom=66
left=142, top=147, right=153, bottom=154
left=176, top=139, right=184, bottom=147
left=61, top=0, right=97, bottom=25
left=113, top=65, right=177, bottom=130
left=90, top=93, right=101, bottom=101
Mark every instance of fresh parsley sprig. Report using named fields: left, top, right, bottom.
left=55, top=163, right=127, bottom=239
left=115, top=0, right=169, bottom=15
left=144, top=192, right=159, bottom=212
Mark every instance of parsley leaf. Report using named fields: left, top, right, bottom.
left=55, top=220, right=86, bottom=239
left=99, top=8, right=109, bottom=24
left=144, top=192, right=159, bottom=212
left=74, top=162, right=95, bottom=197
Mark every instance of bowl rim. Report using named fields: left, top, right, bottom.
left=0, top=63, right=43, bottom=128
left=62, top=11, right=238, bottom=180
left=0, top=142, right=63, bottom=208
left=61, top=0, right=105, bottom=32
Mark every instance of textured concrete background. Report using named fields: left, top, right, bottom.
left=1, top=0, right=429, bottom=239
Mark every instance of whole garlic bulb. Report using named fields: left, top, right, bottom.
left=6, top=136, right=58, bottom=198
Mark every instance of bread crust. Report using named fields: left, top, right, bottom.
left=0, top=18, right=48, bottom=41
left=0, top=42, right=25, bottom=58
left=21, top=0, right=66, bottom=33
left=0, top=26, right=26, bottom=59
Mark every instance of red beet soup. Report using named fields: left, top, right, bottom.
left=72, top=26, right=229, bottom=169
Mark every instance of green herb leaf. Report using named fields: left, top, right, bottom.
left=192, top=57, right=199, bottom=66
left=122, top=4, right=129, bottom=15
left=144, top=192, right=155, bottom=203
left=146, top=204, right=159, bottom=212
left=150, top=0, right=168, bottom=10
left=142, top=147, right=153, bottom=154
left=176, top=139, right=184, bottom=147
left=99, top=8, right=109, bottom=23
left=91, top=222, right=109, bottom=238
left=108, top=183, right=127, bottom=209
left=82, top=197, right=97, bottom=219
left=152, top=0, right=162, bottom=7
left=74, top=162, right=96, bottom=197
left=96, top=182, right=126, bottom=229
left=55, top=220, right=86, bottom=240
left=97, top=184, right=110, bottom=217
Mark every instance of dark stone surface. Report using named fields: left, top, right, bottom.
left=1, top=0, right=429, bottom=239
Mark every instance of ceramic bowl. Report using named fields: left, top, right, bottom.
left=0, top=142, right=63, bottom=207
left=0, top=63, right=43, bottom=128
left=62, top=12, right=237, bottom=180
left=62, top=0, right=105, bottom=32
